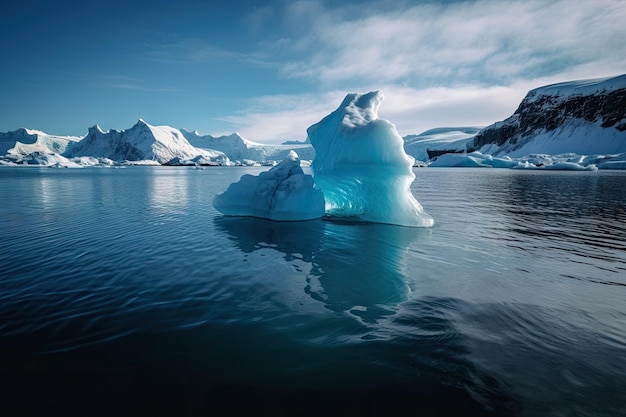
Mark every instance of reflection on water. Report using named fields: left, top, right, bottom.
left=148, top=168, right=189, bottom=216
left=214, top=216, right=430, bottom=323
left=214, top=216, right=324, bottom=263
left=2, top=167, right=626, bottom=416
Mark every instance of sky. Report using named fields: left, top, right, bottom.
left=1, top=0, right=625, bottom=144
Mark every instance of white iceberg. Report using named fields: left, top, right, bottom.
left=213, top=150, right=325, bottom=221
left=307, top=91, right=434, bottom=227
left=429, top=151, right=599, bottom=171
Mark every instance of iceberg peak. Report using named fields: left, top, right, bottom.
left=340, top=90, right=383, bottom=128
left=307, top=91, right=434, bottom=227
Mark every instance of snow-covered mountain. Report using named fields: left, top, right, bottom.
left=403, top=127, right=482, bottom=162
left=3, top=73, right=625, bottom=169
left=0, top=128, right=81, bottom=159
left=181, top=129, right=315, bottom=164
left=0, top=120, right=231, bottom=166
left=468, top=74, right=626, bottom=157
left=0, top=122, right=481, bottom=167
left=66, top=119, right=227, bottom=165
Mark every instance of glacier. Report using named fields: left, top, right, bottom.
left=307, top=91, right=434, bottom=227
left=213, top=150, right=325, bottom=221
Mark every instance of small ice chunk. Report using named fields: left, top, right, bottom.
left=213, top=150, right=325, bottom=221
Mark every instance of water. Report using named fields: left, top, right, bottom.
left=0, top=166, right=625, bottom=416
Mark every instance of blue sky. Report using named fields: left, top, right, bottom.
left=1, top=0, right=625, bottom=143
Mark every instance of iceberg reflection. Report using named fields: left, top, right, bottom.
left=213, top=216, right=427, bottom=322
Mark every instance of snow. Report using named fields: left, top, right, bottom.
left=2, top=72, right=625, bottom=173
left=213, top=150, right=325, bottom=221
left=485, top=119, right=626, bottom=158
left=307, top=91, right=434, bottom=227
left=66, top=120, right=228, bottom=165
left=429, top=151, right=602, bottom=171
left=182, top=130, right=315, bottom=164
left=15, top=152, right=84, bottom=168
left=403, top=127, right=481, bottom=162
left=523, top=74, right=626, bottom=104
left=1, top=128, right=81, bottom=157
left=597, top=160, right=626, bottom=169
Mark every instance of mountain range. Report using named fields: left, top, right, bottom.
left=1, top=74, right=624, bottom=168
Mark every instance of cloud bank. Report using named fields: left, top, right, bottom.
left=231, top=0, right=626, bottom=142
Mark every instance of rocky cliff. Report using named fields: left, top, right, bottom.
left=468, top=75, right=626, bottom=156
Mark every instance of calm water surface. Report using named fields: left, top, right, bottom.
left=0, top=166, right=625, bottom=416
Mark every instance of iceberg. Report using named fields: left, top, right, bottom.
left=307, top=91, right=434, bottom=227
left=429, top=151, right=599, bottom=171
left=213, top=150, right=325, bottom=221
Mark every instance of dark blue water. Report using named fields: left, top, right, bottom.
left=1, top=166, right=625, bottom=416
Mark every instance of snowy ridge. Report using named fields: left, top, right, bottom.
left=0, top=128, right=81, bottom=157
left=66, top=119, right=227, bottom=164
left=181, top=129, right=315, bottom=164
left=523, top=75, right=626, bottom=104
left=469, top=74, right=626, bottom=156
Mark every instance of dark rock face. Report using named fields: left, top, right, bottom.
left=469, top=120, right=520, bottom=149
left=468, top=76, right=626, bottom=152
left=426, top=149, right=464, bottom=159
left=516, top=89, right=626, bottom=131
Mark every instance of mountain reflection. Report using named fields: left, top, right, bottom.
left=213, top=216, right=426, bottom=322
left=146, top=168, right=190, bottom=216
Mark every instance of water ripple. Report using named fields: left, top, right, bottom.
left=1, top=167, right=625, bottom=416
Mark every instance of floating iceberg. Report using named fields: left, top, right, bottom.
left=429, top=151, right=599, bottom=171
left=307, top=91, right=434, bottom=227
left=213, top=150, right=325, bottom=221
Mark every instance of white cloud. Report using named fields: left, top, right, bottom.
left=218, top=83, right=531, bottom=143
left=218, top=92, right=345, bottom=142
left=274, top=0, right=626, bottom=87
left=224, top=0, right=626, bottom=143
